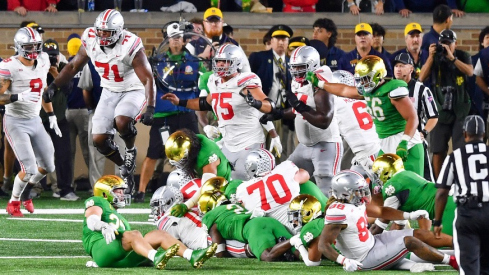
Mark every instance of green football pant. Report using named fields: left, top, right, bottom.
left=91, top=237, right=148, bottom=268
left=242, top=217, right=292, bottom=261
left=441, top=196, right=457, bottom=236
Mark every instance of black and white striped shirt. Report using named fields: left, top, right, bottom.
left=407, top=80, right=438, bottom=132
left=436, top=142, right=489, bottom=203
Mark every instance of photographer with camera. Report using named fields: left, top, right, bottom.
left=419, top=29, right=473, bottom=179
left=40, top=38, right=78, bottom=201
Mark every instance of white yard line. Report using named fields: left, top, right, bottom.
left=0, top=256, right=90, bottom=259
left=0, top=238, right=82, bottom=243
left=0, top=208, right=150, bottom=215
left=6, top=217, right=153, bottom=225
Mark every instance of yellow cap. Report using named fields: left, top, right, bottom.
left=355, top=23, right=372, bottom=35
left=67, top=38, right=82, bottom=56
left=204, top=8, right=223, bottom=20
left=404, top=22, right=422, bottom=36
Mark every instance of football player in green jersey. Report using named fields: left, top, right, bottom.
left=308, top=55, right=424, bottom=177
left=199, top=192, right=294, bottom=262
left=287, top=194, right=324, bottom=266
left=165, top=129, right=233, bottom=217
left=83, top=175, right=217, bottom=269
left=369, top=154, right=456, bottom=237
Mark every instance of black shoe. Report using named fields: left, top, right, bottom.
left=0, top=187, right=9, bottom=197
left=120, top=168, right=136, bottom=196
left=123, top=147, right=137, bottom=175
left=134, top=192, right=145, bottom=203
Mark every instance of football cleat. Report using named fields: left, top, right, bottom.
left=154, top=244, right=179, bottom=270
left=123, top=147, right=137, bottom=176
left=189, top=243, right=218, bottom=269
left=22, top=199, right=34, bottom=213
left=410, top=263, right=435, bottom=273
left=7, top=201, right=23, bottom=217
left=449, top=255, right=459, bottom=271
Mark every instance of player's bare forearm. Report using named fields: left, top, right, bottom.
left=392, top=96, right=418, bottom=137
left=0, top=94, right=15, bottom=104
left=261, top=239, right=292, bottom=262
left=55, top=46, right=89, bottom=87
left=133, top=49, right=155, bottom=107
left=318, top=224, right=344, bottom=261
left=322, top=82, right=363, bottom=99
left=369, top=223, right=384, bottom=235
left=0, top=77, right=11, bottom=95
left=367, top=203, right=404, bottom=220
left=248, top=87, right=273, bottom=113
left=434, top=188, right=449, bottom=221
left=282, top=108, right=296, bottom=120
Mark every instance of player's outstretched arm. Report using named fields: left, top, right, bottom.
left=322, top=82, right=363, bottom=99
left=162, top=93, right=210, bottom=111
left=54, top=46, right=90, bottom=87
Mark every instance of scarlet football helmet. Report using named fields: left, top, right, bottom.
left=14, top=27, right=42, bottom=60
left=94, top=9, right=124, bottom=46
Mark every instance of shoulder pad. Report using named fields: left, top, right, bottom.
left=325, top=203, right=348, bottom=224
left=237, top=72, right=261, bottom=89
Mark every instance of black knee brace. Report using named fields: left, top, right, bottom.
left=95, top=136, right=120, bottom=157
left=119, top=119, right=138, bottom=140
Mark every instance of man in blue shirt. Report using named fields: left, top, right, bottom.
left=337, top=23, right=393, bottom=77
left=310, top=18, right=345, bottom=72
left=421, top=5, right=454, bottom=52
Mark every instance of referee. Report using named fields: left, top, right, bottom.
left=434, top=115, right=489, bottom=274
left=393, top=53, right=439, bottom=181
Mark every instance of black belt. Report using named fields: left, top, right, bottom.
left=457, top=196, right=486, bottom=208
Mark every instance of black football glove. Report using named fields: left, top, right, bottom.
left=140, top=106, right=155, bottom=125
left=285, top=90, right=312, bottom=114
left=259, top=108, right=284, bottom=124
left=239, top=89, right=262, bottom=110
left=42, top=82, right=57, bottom=103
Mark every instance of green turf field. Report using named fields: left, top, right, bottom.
left=0, top=191, right=456, bottom=274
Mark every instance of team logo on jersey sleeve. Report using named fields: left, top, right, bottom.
left=303, top=232, right=314, bottom=243
left=385, top=185, right=396, bottom=196
left=85, top=199, right=94, bottom=209
left=208, top=154, right=218, bottom=163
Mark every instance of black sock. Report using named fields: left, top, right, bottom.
left=20, top=183, right=34, bottom=201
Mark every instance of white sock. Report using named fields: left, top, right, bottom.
left=148, top=249, right=157, bottom=262
left=393, top=258, right=416, bottom=270
left=10, top=175, right=27, bottom=201
left=127, top=147, right=135, bottom=151
left=439, top=249, right=454, bottom=255
left=442, top=253, right=450, bottom=264
left=408, top=253, right=429, bottom=263
left=29, top=171, right=46, bottom=184
left=183, top=249, right=193, bottom=261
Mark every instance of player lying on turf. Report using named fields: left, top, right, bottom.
left=83, top=175, right=217, bottom=269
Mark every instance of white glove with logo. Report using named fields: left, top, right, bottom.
left=101, top=223, right=118, bottom=244
left=269, top=136, right=282, bottom=158
left=49, top=114, right=62, bottom=137
left=203, top=125, right=221, bottom=139
left=289, top=234, right=303, bottom=249
left=17, top=89, right=41, bottom=102
left=406, top=210, right=429, bottom=220
left=343, top=258, right=363, bottom=272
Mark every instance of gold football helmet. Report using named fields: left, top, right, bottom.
left=165, top=130, right=192, bottom=168
left=200, top=177, right=229, bottom=195
left=288, top=194, right=322, bottom=233
left=372, top=154, right=405, bottom=186
left=198, top=192, right=228, bottom=215
left=354, top=55, right=387, bottom=94
left=93, top=175, right=128, bottom=208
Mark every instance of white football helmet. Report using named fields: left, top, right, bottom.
left=212, top=44, right=243, bottom=77
left=94, top=9, right=124, bottom=46
left=14, top=27, right=42, bottom=60
left=332, top=70, right=356, bottom=87
left=331, top=170, right=371, bottom=206
left=244, top=149, right=276, bottom=180
left=289, top=46, right=320, bottom=82
left=166, top=169, right=194, bottom=189
left=150, top=186, right=184, bottom=221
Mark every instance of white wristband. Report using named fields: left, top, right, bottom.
left=401, top=134, right=412, bottom=141
left=216, top=243, right=227, bottom=254
left=403, top=212, right=410, bottom=220
left=317, top=80, right=325, bottom=89
left=374, top=219, right=389, bottom=230
left=262, top=121, right=275, bottom=131
left=336, top=254, right=346, bottom=265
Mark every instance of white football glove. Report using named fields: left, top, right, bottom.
left=203, top=125, right=221, bottom=139
left=250, top=207, right=265, bottom=219
left=269, top=136, right=282, bottom=158
left=17, top=89, right=40, bottom=102
left=407, top=210, right=429, bottom=220
left=48, top=115, right=62, bottom=137
left=101, top=223, right=118, bottom=244
left=343, top=258, right=363, bottom=272
left=289, top=234, right=303, bottom=249
left=215, top=139, right=224, bottom=149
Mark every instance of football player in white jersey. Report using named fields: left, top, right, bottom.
left=42, top=9, right=156, bottom=195
left=331, top=70, right=380, bottom=174
left=163, top=44, right=282, bottom=180
left=318, top=170, right=459, bottom=272
left=233, top=149, right=310, bottom=234
left=0, top=27, right=60, bottom=217
left=260, top=46, right=341, bottom=195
